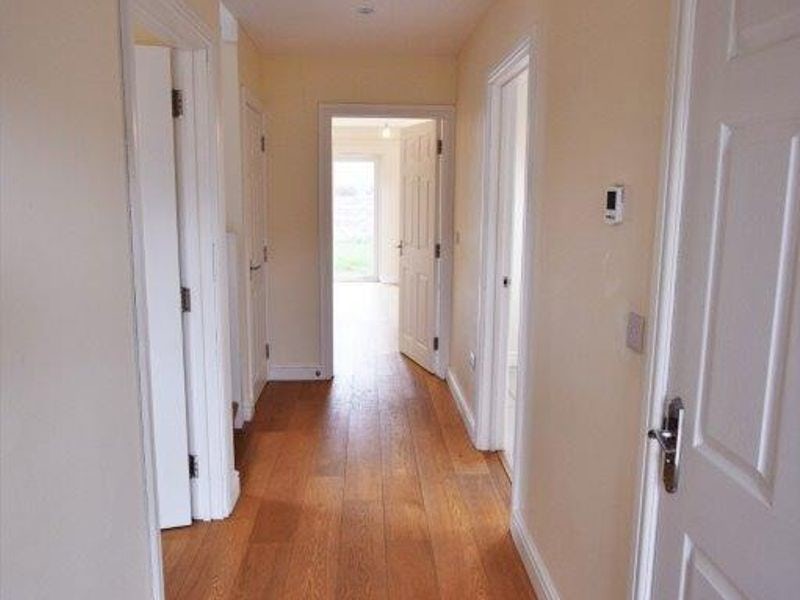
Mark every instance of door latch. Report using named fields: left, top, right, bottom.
left=648, top=397, right=684, bottom=493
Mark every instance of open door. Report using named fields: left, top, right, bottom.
left=243, top=97, right=268, bottom=404
left=648, top=1, right=800, bottom=596
left=398, top=120, right=438, bottom=373
left=134, top=46, right=192, bottom=529
left=493, top=67, right=528, bottom=475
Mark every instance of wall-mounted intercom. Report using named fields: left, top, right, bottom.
left=605, top=185, right=624, bottom=225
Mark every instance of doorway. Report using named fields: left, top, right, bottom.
left=319, top=106, right=456, bottom=380
left=122, top=1, right=239, bottom=596
left=241, top=92, right=269, bottom=419
left=475, top=40, right=534, bottom=477
left=330, top=117, right=437, bottom=376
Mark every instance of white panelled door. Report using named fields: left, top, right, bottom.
left=399, top=121, right=438, bottom=373
left=652, top=0, right=800, bottom=597
left=495, top=68, right=528, bottom=474
left=243, top=99, right=268, bottom=404
left=134, top=46, right=192, bottom=529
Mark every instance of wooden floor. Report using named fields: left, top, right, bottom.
left=162, top=283, right=535, bottom=599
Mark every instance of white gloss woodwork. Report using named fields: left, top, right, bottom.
left=651, top=0, right=800, bottom=597
left=398, top=121, right=438, bottom=373
left=134, top=46, right=192, bottom=529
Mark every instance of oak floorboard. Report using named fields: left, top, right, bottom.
left=380, top=390, right=441, bottom=599
left=162, top=522, right=211, bottom=599
left=336, top=499, right=388, bottom=600
left=162, top=283, right=535, bottom=600
left=277, top=476, right=345, bottom=600
left=406, top=385, right=492, bottom=600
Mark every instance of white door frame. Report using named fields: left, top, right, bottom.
left=119, top=1, right=238, bottom=597
left=474, top=39, right=537, bottom=469
left=629, top=1, right=691, bottom=597
left=240, top=86, right=268, bottom=421
left=332, top=153, right=382, bottom=283
left=318, top=104, right=456, bottom=380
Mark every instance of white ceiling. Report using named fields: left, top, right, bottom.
left=223, top=0, right=493, bottom=56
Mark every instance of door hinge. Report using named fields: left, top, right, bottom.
left=261, top=135, right=266, bottom=152
left=172, top=89, right=184, bottom=118
left=433, top=337, right=439, bottom=351
left=435, top=243, right=441, bottom=259
left=265, top=343, right=270, bottom=360
left=188, top=454, right=198, bottom=479
left=263, top=245, right=268, bottom=263
left=180, top=287, right=191, bottom=313
left=437, top=139, right=443, bottom=155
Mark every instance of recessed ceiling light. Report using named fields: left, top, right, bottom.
left=355, top=3, right=375, bottom=16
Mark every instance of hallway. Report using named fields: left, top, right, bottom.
left=162, top=283, right=535, bottom=599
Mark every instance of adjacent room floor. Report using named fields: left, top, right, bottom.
left=162, top=282, right=535, bottom=599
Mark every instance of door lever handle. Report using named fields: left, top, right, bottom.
left=648, top=397, right=684, bottom=494
left=647, top=428, right=676, bottom=452
left=250, top=263, right=262, bottom=272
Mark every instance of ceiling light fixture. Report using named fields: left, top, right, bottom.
left=355, top=3, right=375, bottom=16
left=381, top=123, right=392, bottom=139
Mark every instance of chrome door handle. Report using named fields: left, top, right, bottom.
left=648, top=397, right=684, bottom=494
left=648, top=429, right=675, bottom=451
left=249, top=263, right=262, bottom=272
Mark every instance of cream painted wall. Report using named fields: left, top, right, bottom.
left=134, top=22, right=167, bottom=45
left=452, top=0, right=671, bottom=598
left=184, top=0, right=219, bottom=34
left=0, top=1, right=153, bottom=598
left=238, top=26, right=265, bottom=100
left=332, top=126, right=403, bottom=284
left=262, top=56, right=456, bottom=366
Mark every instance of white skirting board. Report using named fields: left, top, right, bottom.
left=240, top=403, right=255, bottom=422
left=268, top=364, right=326, bottom=381
left=445, top=369, right=477, bottom=445
left=510, top=510, right=562, bottom=600
left=228, top=469, right=241, bottom=516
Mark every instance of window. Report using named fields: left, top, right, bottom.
left=333, top=159, right=378, bottom=281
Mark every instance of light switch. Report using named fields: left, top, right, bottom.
left=626, top=312, right=646, bottom=353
